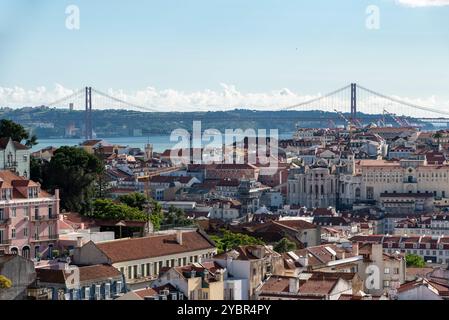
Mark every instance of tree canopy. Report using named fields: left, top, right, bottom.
left=273, top=238, right=297, bottom=253
left=211, top=230, right=265, bottom=254
left=406, top=254, right=426, bottom=268
left=162, top=206, right=192, bottom=228
left=86, top=199, right=148, bottom=221
left=118, top=193, right=148, bottom=211
left=40, top=146, right=104, bottom=213
left=0, top=119, right=37, bottom=147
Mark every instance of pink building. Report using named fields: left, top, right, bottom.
left=0, top=170, right=59, bottom=259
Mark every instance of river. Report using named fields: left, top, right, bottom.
left=31, top=133, right=294, bottom=153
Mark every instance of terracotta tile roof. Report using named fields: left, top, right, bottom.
left=95, top=230, right=215, bottom=263
left=134, top=287, right=158, bottom=298
left=80, top=139, right=103, bottom=146
left=276, top=220, right=317, bottom=230
left=36, top=264, right=121, bottom=284
left=78, top=264, right=122, bottom=282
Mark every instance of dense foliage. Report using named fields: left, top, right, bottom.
left=118, top=193, right=148, bottom=211
left=162, top=206, right=193, bottom=228
left=273, top=238, right=297, bottom=253
left=211, top=230, right=265, bottom=254
left=406, top=254, right=426, bottom=268
left=0, top=119, right=37, bottom=147
left=36, top=147, right=104, bottom=213
left=86, top=199, right=148, bottom=221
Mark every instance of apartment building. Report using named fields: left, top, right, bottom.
left=0, top=170, right=60, bottom=259
left=154, top=261, right=225, bottom=300
left=36, top=264, right=125, bottom=300
left=394, top=214, right=449, bottom=236
left=256, top=273, right=353, bottom=300
left=351, top=234, right=449, bottom=265
left=73, top=229, right=217, bottom=289
left=213, top=245, right=284, bottom=300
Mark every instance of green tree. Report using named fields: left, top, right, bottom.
left=119, top=193, right=149, bottom=211
left=406, top=254, right=426, bottom=268
left=149, top=200, right=164, bottom=232
left=211, top=230, right=265, bottom=254
left=163, top=206, right=192, bottom=228
left=43, top=147, right=104, bottom=213
left=273, top=238, right=297, bottom=253
left=0, top=275, right=12, bottom=289
left=87, top=199, right=148, bottom=221
left=0, top=119, right=37, bottom=147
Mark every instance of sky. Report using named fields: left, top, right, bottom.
left=0, top=0, right=448, bottom=112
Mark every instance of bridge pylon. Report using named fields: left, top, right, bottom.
left=350, top=83, right=357, bottom=123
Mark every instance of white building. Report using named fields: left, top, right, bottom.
left=0, top=138, right=30, bottom=178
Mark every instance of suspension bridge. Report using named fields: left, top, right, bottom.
left=39, top=83, right=449, bottom=140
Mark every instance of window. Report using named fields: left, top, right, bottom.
left=133, top=265, right=138, bottom=278
left=128, top=266, right=133, bottom=279
left=140, top=264, right=145, bottom=277
left=23, top=228, right=28, bottom=237
left=393, top=268, right=400, bottom=275
left=11, top=207, right=16, bottom=218
left=146, top=263, right=151, bottom=277
left=384, top=268, right=390, bottom=274
left=383, top=280, right=390, bottom=288
left=11, top=228, right=16, bottom=239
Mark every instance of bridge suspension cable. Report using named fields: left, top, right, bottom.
left=90, top=88, right=159, bottom=112
left=279, top=84, right=351, bottom=111
left=45, top=88, right=85, bottom=107
left=356, top=84, right=449, bottom=116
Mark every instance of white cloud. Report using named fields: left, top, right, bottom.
left=395, top=0, right=449, bottom=7
left=0, top=84, right=447, bottom=118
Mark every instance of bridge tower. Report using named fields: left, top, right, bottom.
left=350, top=83, right=357, bottom=123
left=85, top=87, right=93, bottom=140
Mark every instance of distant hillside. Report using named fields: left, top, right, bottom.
left=0, top=107, right=426, bottom=139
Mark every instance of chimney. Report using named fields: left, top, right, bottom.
left=289, top=277, right=300, bottom=294
left=176, top=230, right=183, bottom=245
left=76, top=236, right=84, bottom=248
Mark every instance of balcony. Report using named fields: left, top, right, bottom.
left=0, top=218, right=11, bottom=226
left=31, top=235, right=58, bottom=243
left=31, top=215, right=58, bottom=222
left=4, top=161, right=18, bottom=169
left=0, top=239, right=11, bottom=246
